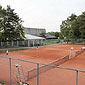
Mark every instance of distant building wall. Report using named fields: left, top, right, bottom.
left=24, top=27, right=46, bottom=36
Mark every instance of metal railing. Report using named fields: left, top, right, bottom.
left=0, top=56, right=85, bottom=85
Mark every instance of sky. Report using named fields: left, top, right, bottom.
left=0, top=0, right=85, bottom=32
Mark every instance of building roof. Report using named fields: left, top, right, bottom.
left=45, top=34, right=56, bottom=39
left=24, top=27, right=46, bottom=36
left=25, top=34, right=45, bottom=40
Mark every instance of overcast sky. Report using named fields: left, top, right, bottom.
left=0, top=0, right=85, bottom=32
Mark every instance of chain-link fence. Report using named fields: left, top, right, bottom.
left=63, top=39, right=85, bottom=45
left=45, top=39, right=85, bottom=45
left=0, top=56, right=85, bottom=85
left=0, top=39, right=84, bottom=48
left=0, top=39, right=45, bottom=48
left=0, top=40, right=28, bottom=48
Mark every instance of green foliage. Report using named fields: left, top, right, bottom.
left=60, top=12, right=85, bottom=39
left=71, top=18, right=81, bottom=39
left=78, top=12, right=85, bottom=39
left=60, top=20, right=70, bottom=38
left=47, top=31, right=59, bottom=38
left=59, top=32, right=64, bottom=39
left=40, top=32, right=46, bottom=38
left=0, top=5, right=25, bottom=41
left=45, top=39, right=59, bottom=45
left=60, top=14, right=77, bottom=39
left=0, top=32, right=2, bottom=38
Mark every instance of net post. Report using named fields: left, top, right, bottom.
left=9, top=58, right=12, bottom=85
left=76, top=71, right=78, bottom=85
left=37, top=63, right=39, bottom=85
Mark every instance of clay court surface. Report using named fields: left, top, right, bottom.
left=0, top=44, right=85, bottom=85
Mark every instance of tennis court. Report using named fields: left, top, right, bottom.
left=27, top=50, right=85, bottom=85
left=0, top=44, right=85, bottom=85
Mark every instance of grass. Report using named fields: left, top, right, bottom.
left=45, top=43, right=57, bottom=45
left=0, top=47, right=31, bottom=54
left=45, top=42, right=85, bottom=45
left=65, top=42, right=85, bottom=45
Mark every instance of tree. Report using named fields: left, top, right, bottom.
left=78, top=12, right=85, bottom=39
left=47, top=31, right=59, bottom=38
left=0, top=5, right=25, bottom=41
left=59, top=32, right=64, bottom=39
left=40, top=32, right=46, bottom=38
left=71, top=12, right=85, bottom=39
left=71, top=18, right=81, bottom=39
left=0, top=5, right=6, bottom=41
left=60, top=14, right=77, bottom=39
left=60, top=20, right=70, bottom=38
left=0, top=32, right=2, bottom=38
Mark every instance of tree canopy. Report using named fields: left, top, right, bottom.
left=0, top=5, right=25, bottom=41
left=60, top=12, right=85, bottom=39
left=47, top=31, right=59, bottom=38
left=40, top=32, right=46, bottom=38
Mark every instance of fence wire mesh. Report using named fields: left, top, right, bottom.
left=0, top=56, right=85, bottom=85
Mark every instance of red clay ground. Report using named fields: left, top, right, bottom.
left=0, top=44, right=85, bottom=85
left=29, top=51, right=85, bottom=85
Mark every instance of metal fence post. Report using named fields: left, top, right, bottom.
left=76, top=71, right=78, bottom=85
left=9, top=58, right=12, bottom=85
left=37, top=63, right=39, bottom=85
